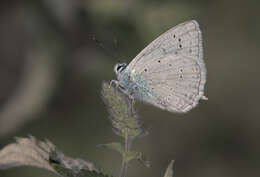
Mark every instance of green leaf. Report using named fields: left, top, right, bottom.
left=123, top=151, right=150, bottom=167
left=135, top=152, right=150, bottom=168
left=97, top=142, right=124, bottom=154
left=123, top=151, right=139, bottom=162
left=122, top=151, right=150, bottom=167
left=163, top=160, right=175, bottom=177
left=97, top=142, right=150, bottom=168
left=101, top=82, right=145, bottom=139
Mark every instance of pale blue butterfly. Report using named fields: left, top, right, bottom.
left=112, top=20, right=207, bottom=113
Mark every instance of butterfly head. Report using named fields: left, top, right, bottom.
left=114, top=63, right=127, bottom=79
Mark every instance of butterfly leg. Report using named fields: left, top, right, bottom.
left=109, top=80, right=119, bottom=88
left=111, top=80, right=130, bottom=97
left=117, top=86, right=134, bottom=101
left=202, top=95, right=208, bottom=100
left=115, top=84, right=136, bottom=109
left=130, top=96, right=135, bottom=113
left=127, top=91, right=136, bottom=112
left=110, top=79, right=136, bottom=111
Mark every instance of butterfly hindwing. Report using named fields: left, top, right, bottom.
left=135, top=55, right=203, bottom=112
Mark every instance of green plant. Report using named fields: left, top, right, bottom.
left=0, top=82, right=175, bottom=177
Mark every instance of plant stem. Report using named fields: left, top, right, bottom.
left=119, top=130, right=132, bottom=177
left=119, top=160, right=128, bottom=177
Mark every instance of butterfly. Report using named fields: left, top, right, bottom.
left=112, top=20, right=207, bottom=113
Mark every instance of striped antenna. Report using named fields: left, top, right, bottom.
left=92, top=36, right=118, bottom=59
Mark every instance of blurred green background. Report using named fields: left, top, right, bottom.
left=0, top=0, right=260, bottom=177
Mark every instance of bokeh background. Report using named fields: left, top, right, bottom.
left=0, top=0, right=260, bottom=177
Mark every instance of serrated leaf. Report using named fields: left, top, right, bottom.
left=0, top=136, right=101, bottom=177
left=77, top=169, right=111, bottom=177
left=52, top=165, right=111, bottom=177
left=0, top=136, right=57, bottom=174
left=163, top=160, right=175, bottom=177
left=101, top=82, right=144, bottom=139
left=49, top=148, right=99, bottom=175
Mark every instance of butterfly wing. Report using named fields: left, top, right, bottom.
left=127, top=20, right=206, bottom=112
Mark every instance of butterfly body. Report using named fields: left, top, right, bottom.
left=115, top=67, right=152, bottom=101
left=114, top=20, right=207, bottom=113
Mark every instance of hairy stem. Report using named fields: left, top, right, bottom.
left=119, top=161, right=128, bottom=177
left=119, top=130, right=132, bottom=177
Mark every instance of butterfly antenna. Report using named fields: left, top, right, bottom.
left=112, top=36, right=127, bottom=62
left=92, top=36, right=118, bottom=59
left=113, top=36, right=118, bottom=49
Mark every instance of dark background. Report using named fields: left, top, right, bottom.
left=0, top=0, right=260, bottom=177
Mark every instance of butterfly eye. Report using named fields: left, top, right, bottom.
left=116, top=65, right=122, bottom=71
left=116, top=63, right=127, bottom=73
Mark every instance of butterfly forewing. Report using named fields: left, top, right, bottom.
left=127, top=20, right=203, bottom=69
left=126, top=20, right=206, bottom=113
